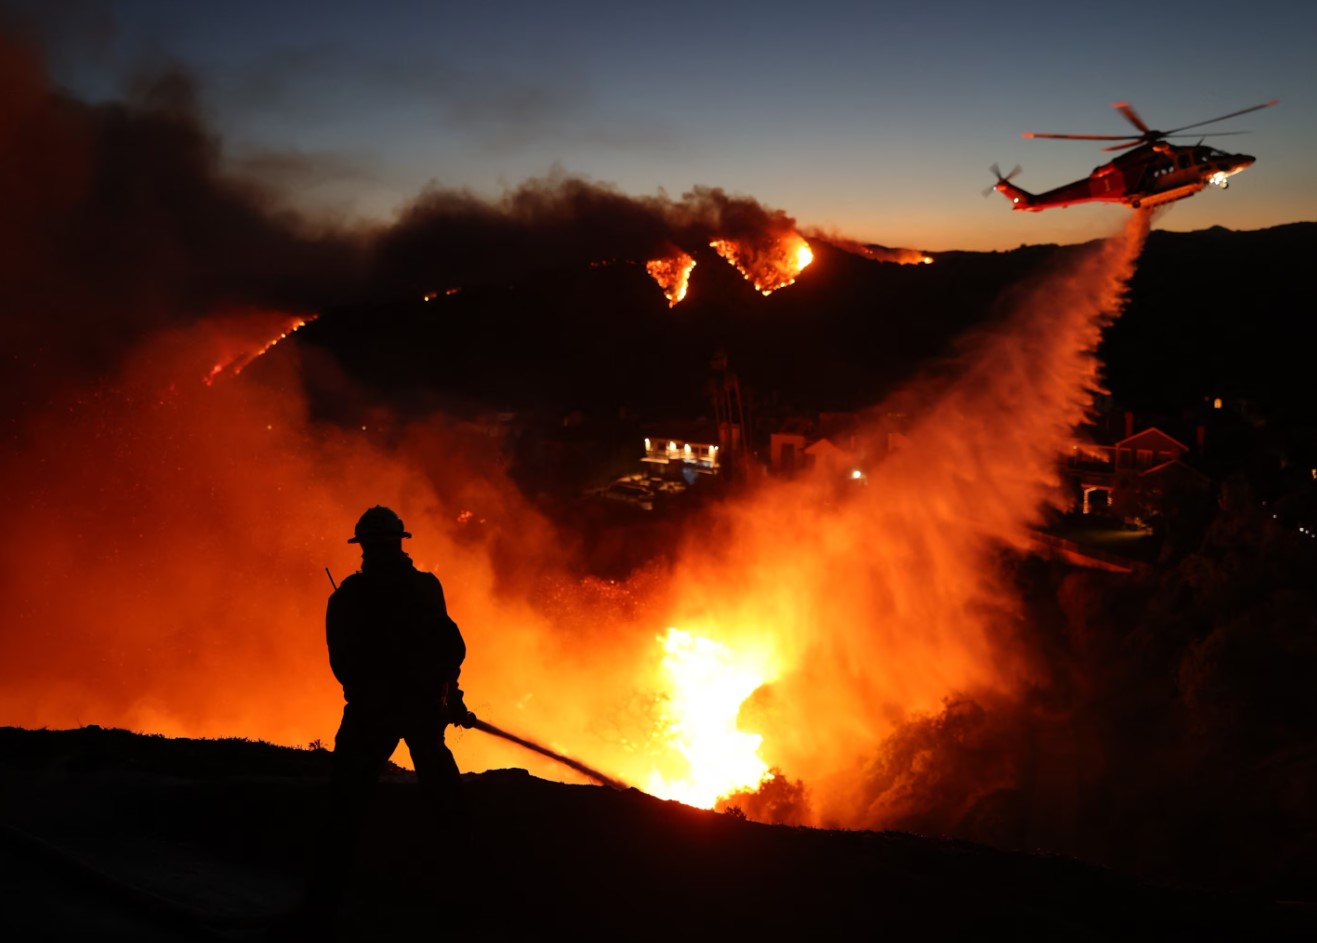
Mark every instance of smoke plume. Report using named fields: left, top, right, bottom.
left=674, top=213, right=1150, bottom=824
left=373, top=175, right=811, bottom=298
left=0, top=34, right=364, bottom=425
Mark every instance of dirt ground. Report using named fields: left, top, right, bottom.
left=1, top=726, right=1311, bottom=942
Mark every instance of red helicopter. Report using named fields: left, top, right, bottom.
left=990, top=100, right=1278, bottom=211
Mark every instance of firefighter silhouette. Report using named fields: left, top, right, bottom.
left=309, top=505, right=475, bottom=918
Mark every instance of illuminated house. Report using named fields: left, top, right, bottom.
left=641, top=423, right=722, bottom=483
left=1064, top=426, right=1203, bottom=515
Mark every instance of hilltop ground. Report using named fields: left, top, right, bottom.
left=1, top=726, right=1312, bottom=942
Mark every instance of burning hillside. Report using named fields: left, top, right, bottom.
left=374, top=176, right=820, bottom=309
left=709, top=232, right=814, bottom=296
left=0, top=27, right=1151, bottom=816
left=0, top=194, right=1151, bottom=830
left=0, top=30, right=889, bottom=801
left=645, top=251, right=696, bottom=307
left=812, top=232, right=934, bottom=265
left=5, top=24, right=1317, bottom=903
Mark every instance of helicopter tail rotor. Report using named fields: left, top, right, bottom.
left=985, top=164, right=1036, bottom=209
left=983, top=163, right=1022, bottom=197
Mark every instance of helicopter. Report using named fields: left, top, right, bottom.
left=990, top=100, right=1278, bottom=212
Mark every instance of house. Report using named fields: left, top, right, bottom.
left=769, top=413, right=867, bottom=479
left=769, top=418, right=813, bottom=473
left=640, top=420, right=722, bottom=483
left=804, top=436, right=860, bottom=478
left=1063, top=426, right=1206, bottom=517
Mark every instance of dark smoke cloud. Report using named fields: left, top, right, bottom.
left=0, top=24, right=805, bottom=409
left=0, top=31, right=365, bottom=423
left=372, top=174, right=804, bottom=295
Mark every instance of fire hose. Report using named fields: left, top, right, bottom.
left=463, top=716, right=627, bottom=791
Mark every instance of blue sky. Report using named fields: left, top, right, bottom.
left=24, top=0, right=1316, bottom=250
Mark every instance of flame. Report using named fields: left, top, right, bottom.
left=203, top=311, right=317, bottom=385
left=710, top=231, right=813, bottom=295
left=645, top=252, right=696, bottom=308
left=645, top=627, right=775, bottom=808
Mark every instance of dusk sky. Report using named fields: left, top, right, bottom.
left=16, top=0, right=1316, bottom=251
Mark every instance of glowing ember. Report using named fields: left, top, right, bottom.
left=646, top=252, right=696, bottom=308
left=203, top=313, right=317, bottom=385
left=645, top=627, right=774, bottom=808
left=710, top=232, right=813, bottom=295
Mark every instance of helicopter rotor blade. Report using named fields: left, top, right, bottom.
left=1111, top=101, right=1151, bottom=134
left=1163, top=100, right=1278, bottom=136
left=1100, top=130, right=1252, bottom=152
left=1162, top=130, right=1251, bottom=139
left=1023, top=132, right=1137, bottom=141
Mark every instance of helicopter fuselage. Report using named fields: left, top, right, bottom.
left=996, top=142, right=1256, bottom=212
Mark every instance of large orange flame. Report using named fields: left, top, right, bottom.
left=643, top=627, right=776, bottom=807
left=710, top=232, right=813, bottom=295
left=645, top=252, right=696, bottom=308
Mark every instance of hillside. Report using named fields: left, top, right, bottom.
left=296, top=223, right=1317, bottom=421
left=1, top=726, right=1312, bottom=941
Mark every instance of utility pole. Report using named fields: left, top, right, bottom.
left=708, top=350, right=753, bottom=479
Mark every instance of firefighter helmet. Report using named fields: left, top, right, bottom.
left=347, top=505, right=412, bottom=544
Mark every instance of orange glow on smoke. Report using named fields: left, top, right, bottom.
left=645, top=252, right=696, bottom=308
left=710, top=231, right=813, bottom=295
left=643, top=628, right=775, bottom=807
